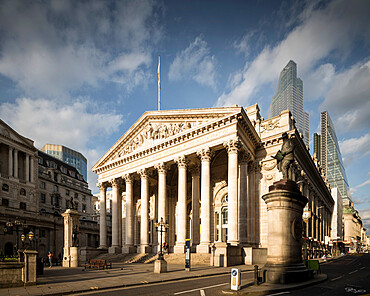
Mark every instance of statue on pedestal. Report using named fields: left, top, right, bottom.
left=273, top=132, right=295, bottom=180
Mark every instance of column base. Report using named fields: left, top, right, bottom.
left=98, top=246, right=108, bottom=250
left=122, top=245, right=137, bottom=254
left=173, top=244, right=185, bottom=254
left=138, top=245, right=152, bottom=254
left=108, top=246, right=122, bottom=254
left=197, top=243, right=210, bottom=253
left=154, top=259, right=167, bottom=273
left=264, top=263, right=312, bottom=284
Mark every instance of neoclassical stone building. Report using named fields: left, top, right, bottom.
left=93, top=105, right=334, bottom=261
left=0, top=119, right=98, bottom=259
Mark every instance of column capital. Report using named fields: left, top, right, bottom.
left=97, top=182, right=108, bottom=191
left=110, top=178, right=122, bottom=187
left=123, top=174, right=133, bottom=184
left=137, top=168, right=149, bottom=179
left=174, top=155, right=188, bottom=169
left=223, top=137, right=241, bottom=154
left=197, top=147, right=214, bottom=161
left=189, top=164, right=200, bottom=176
left=155, top=162, right=168, bottom=174
left=239, top=150, right=252, bottom=164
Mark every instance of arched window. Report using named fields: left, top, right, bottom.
left=221, top=194, right=228, bottom=204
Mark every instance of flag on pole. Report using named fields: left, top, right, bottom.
left=157, top=55, right=161, bottom=111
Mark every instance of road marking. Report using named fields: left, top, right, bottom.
left=330, top=276, right=343, bottom=281
left=360, top=267, right=366, bottom=270
left=266, top=292, right=290, bottom=296
left=349, top=269, right=358, bottom=274
left=200, top=290, right=206, bottom=296
left=174, top=283, right=228, bottom=295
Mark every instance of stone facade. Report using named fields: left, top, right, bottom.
left=0, top=119, right=99, bottom=260
left=93, top=105, right=334, bottom=261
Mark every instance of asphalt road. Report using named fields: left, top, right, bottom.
left=73, top=254, right=370, bottom=296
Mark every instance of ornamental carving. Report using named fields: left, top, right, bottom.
left=197, top=147, right=214, bottom=161
left=123, top=174, right=133, bottom=184
left=260, top=118, right=280, bottom=133
left=261, top=160, right=277, bottom=171
left=115, top=121, right=200, bottom=158
left=155, top=162, right=168, bottom=174
left=137, top=168, right=149, bottom=179
left=223, top=137, right=241, bottom=154
left=97, top=182, right=107, bottom=191
left=175, top=155, right=188, bottom=168
left=239, top=151, right=252, bottom=164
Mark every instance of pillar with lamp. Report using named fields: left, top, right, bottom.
left=154, top=217, right=169, bottom=273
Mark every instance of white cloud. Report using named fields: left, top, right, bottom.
left=0, top=97, right=124, bottom=187
left=339, top=133, right=370, bottom=166
left=168, top=36, right=217, bottom=89
left=321, top=60, right=370, bottom=132
left=303, top=63, right=336, bottom=101
left=0, top=0, right=161, bottom=97
left=216, top=0, right=370, bottom=107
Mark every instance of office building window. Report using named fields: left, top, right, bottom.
left=2, top=198, right=9, bottom=206
left=2, top=184, right=9, bottom=191
left=20, top=202, right=27, bottom=210
left=40, top=193, right=46, bottom=203
left=40, top=182, right=45, bottom=189
left=66, top=189, right=70, bottom=196
left=20, top=188, right=26, bottom=196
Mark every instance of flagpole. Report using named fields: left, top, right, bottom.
left=158, top=55, right=161, bottom=111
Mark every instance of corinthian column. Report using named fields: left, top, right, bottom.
left=30, top=156, right=34, bottom=183
left=138, top=169, right=151, bottom=253
left=98, top=183, right=108, bottom=249
left=8, top=147, right=13, bottom=177
left=25, top=154, right=30, bottom=182
left=155, top=162, right=167, bottom=252
left=224, top=138, right=240, bottom=245
left=109, top=178, right=121, bottom=254
left=123, top=174, right=135, bottom=253
left=174, top=156, right=188, bottom=253
left=239, top=150, right=251, bottom=245
left=14, top=149, right=18, bottom=178
left=196, top=147, right=213, bottom=253
left=190, top=165, right=200, bottom=247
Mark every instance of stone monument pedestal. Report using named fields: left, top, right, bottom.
left=62, top=209, right=81, bottom=268
left=154, top=258, right=167, bottom=273
left=262, top=180, right=311, bottom=284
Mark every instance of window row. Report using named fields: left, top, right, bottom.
left=2, top=183, right=27, bottom=196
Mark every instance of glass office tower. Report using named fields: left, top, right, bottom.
left=269, top=60, right=309, bottom=146
left=320, top=111, right=350, bottom=202
left=41, top=144, right=87, bottom=181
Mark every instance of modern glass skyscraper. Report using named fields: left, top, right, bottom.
left=269, top=60, right=309, bottom=146
left=41, top=144, right=87, bottom=181
left=320, top=111, right=350, bottom=202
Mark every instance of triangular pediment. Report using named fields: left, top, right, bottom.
left=0, top=119, right=36, bottom=150
left=93, top=107, right=243, bottom=170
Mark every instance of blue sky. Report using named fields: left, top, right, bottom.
left=0, top=0, right=369, bottom=228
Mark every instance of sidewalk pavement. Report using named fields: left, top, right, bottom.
left=0, top=256, right=341, bottom=296
left=0, top=262, right=254, bottom=296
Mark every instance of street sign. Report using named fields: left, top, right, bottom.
left=231, top=268, right=241, bottom=291
left=185, top=239, right=191, bottom=271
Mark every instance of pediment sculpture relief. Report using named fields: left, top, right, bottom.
left=260, top=118, right=280, bottom=133
left=115, top=121, right=201, bottom=158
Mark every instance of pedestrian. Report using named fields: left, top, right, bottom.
left=48, top=251, right=53, bottom=268
left=163, top=241, right=168, bottom=255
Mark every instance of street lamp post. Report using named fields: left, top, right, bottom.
left=154, top=217, right=169, bottom=260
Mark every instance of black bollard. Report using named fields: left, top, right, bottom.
left=254, top=265, right=259, bottom=285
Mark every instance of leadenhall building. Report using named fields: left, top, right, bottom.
left=93, top=105, right=334, bottom=263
